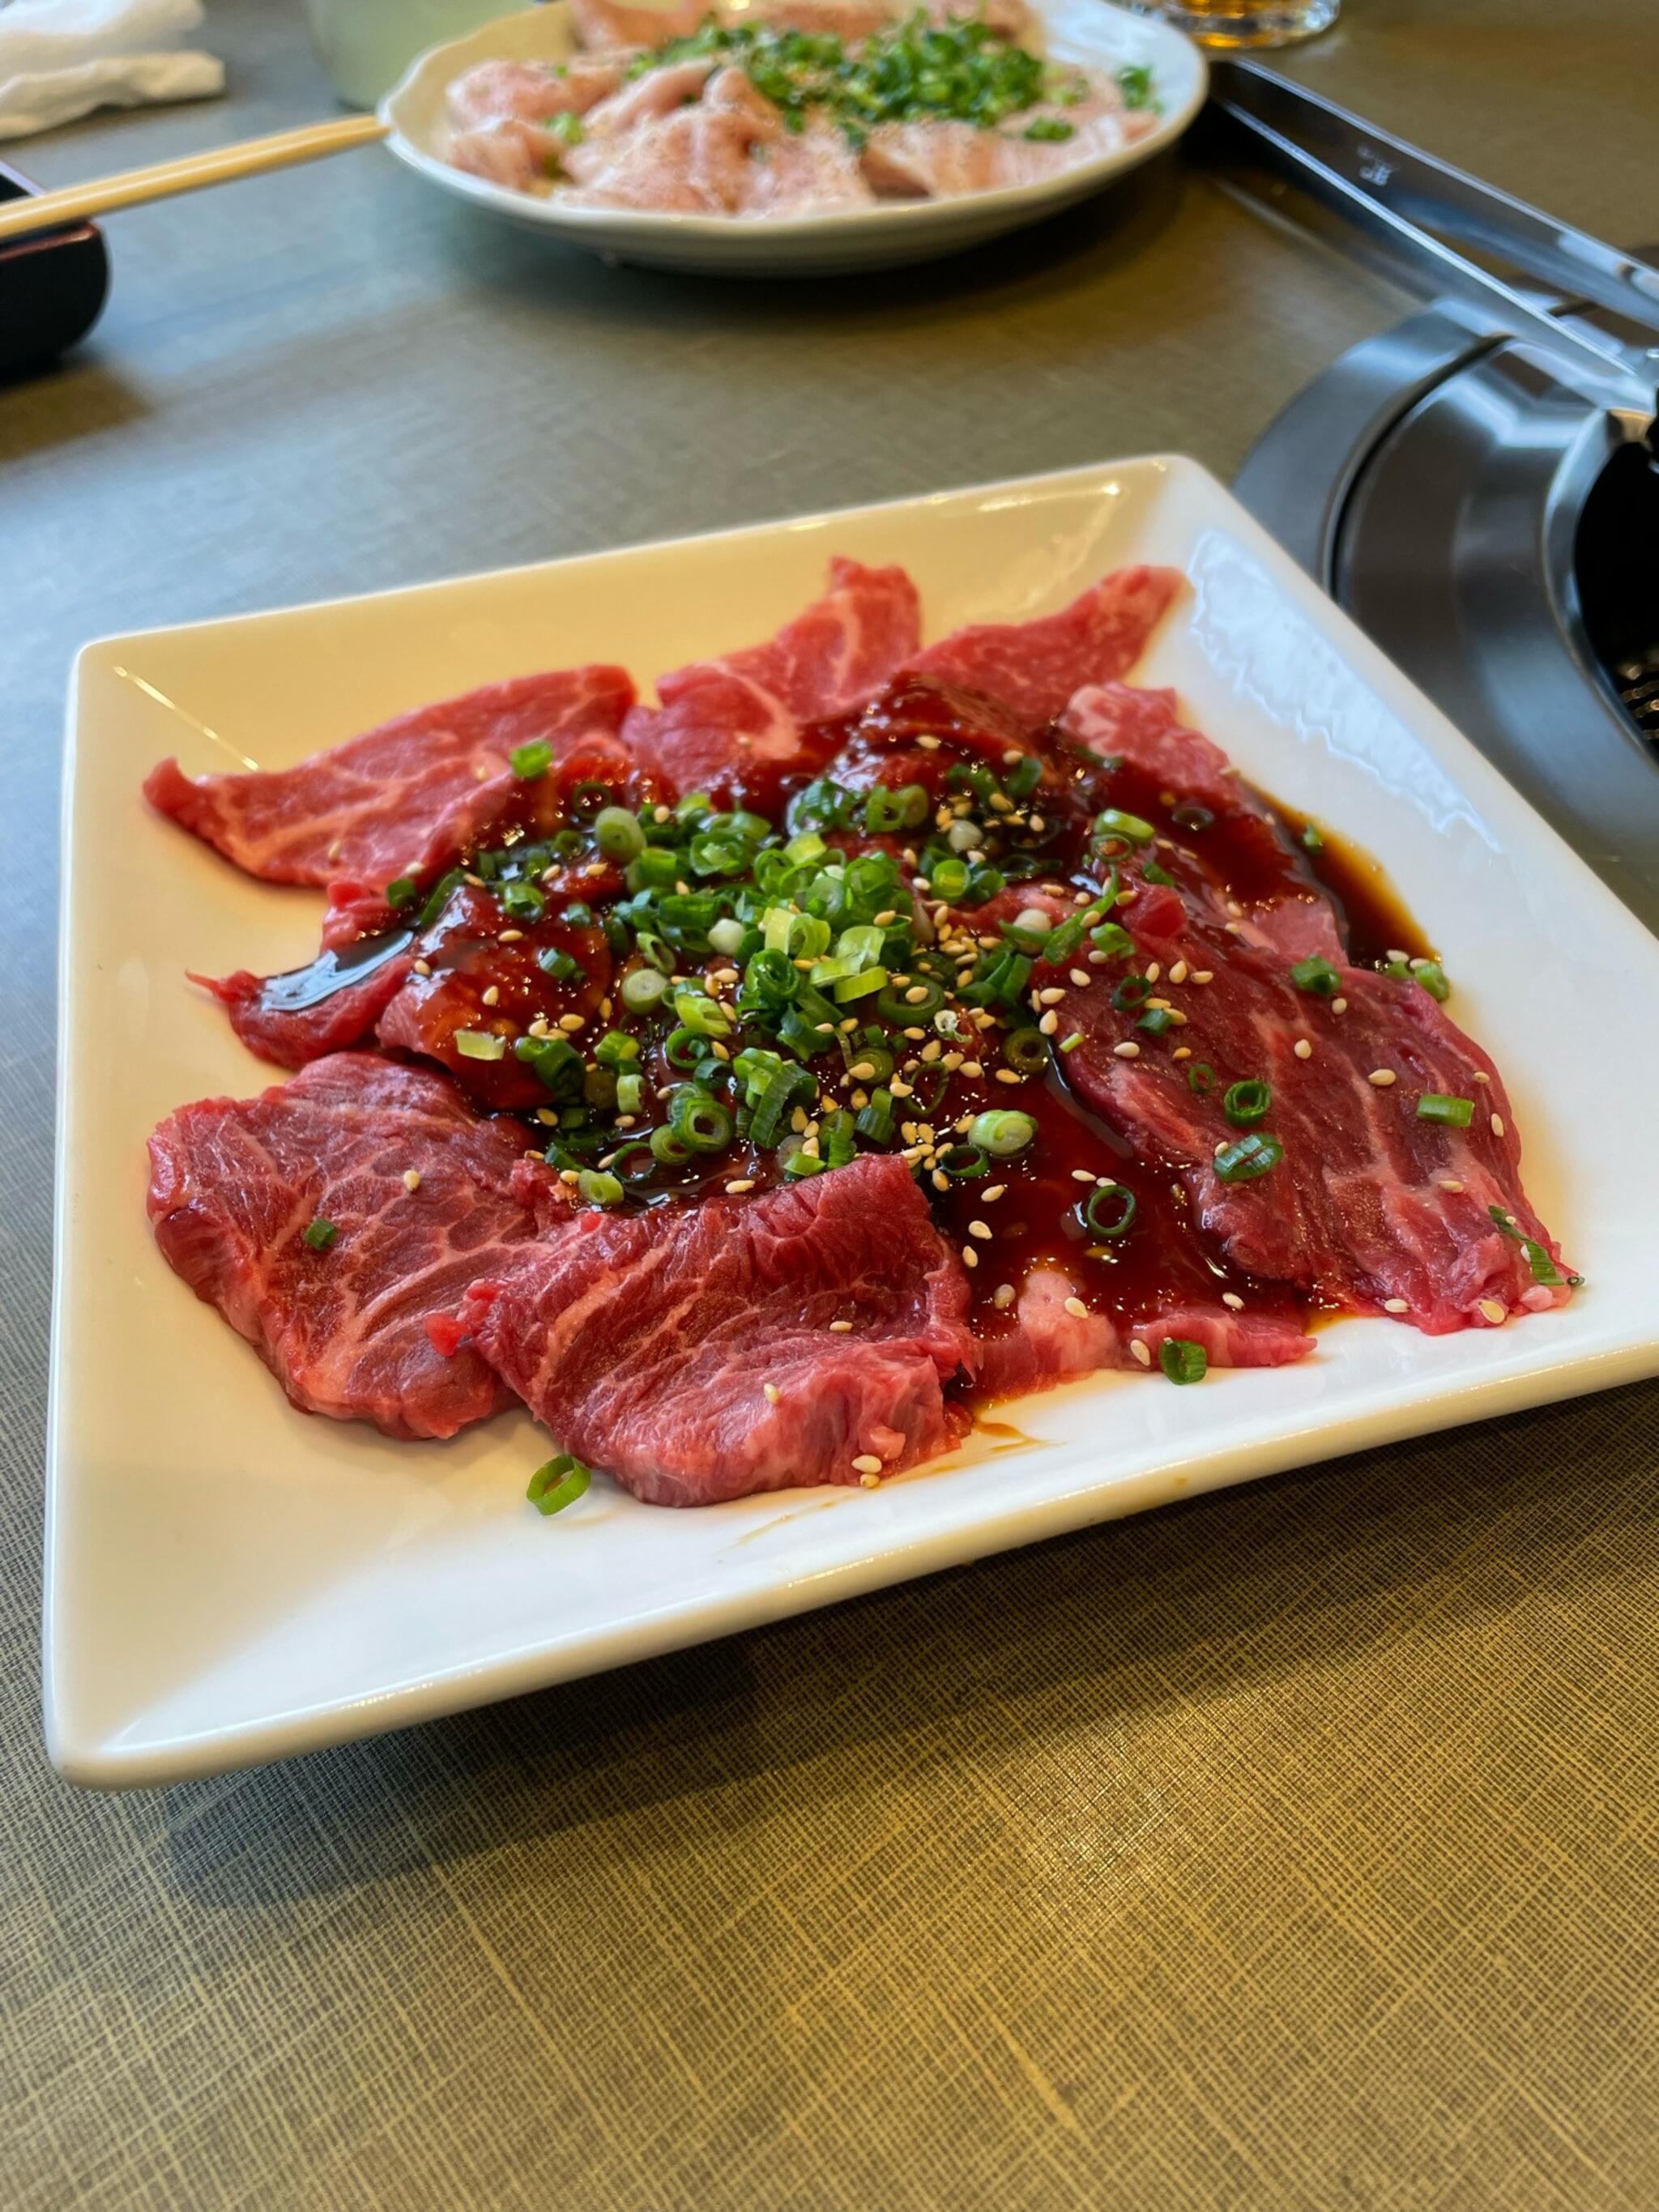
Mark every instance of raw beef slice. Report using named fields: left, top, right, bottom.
left=438, top=1153, right=976, bottom=1505
left=147, top=1054, right=559, bottom=1439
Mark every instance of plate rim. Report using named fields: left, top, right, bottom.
left=46, top=452, right=1659, bottom=1788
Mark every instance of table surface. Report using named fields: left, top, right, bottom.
left=5, top=3, right=1657, bottom=2206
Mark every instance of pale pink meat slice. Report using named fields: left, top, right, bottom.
left=446, top=56, right=625, bottom=130
left=561, top=88, right=773, bottom=212
left=738, top=113, right=874, bottom=214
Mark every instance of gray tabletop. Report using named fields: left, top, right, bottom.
left=5, top=4, right=1658, bottom=2206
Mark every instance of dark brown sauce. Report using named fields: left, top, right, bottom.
left=332, top=678, right=1432, bottom=1370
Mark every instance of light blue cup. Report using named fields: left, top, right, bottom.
left=303, top=0, right=535, bottom=109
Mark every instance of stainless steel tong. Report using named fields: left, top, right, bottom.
left=1205, top=59, right=1659, bottom=415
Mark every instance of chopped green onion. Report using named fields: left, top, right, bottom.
left=1094, top=808, right=1155, bottom=846
left=969, top=1109, right=1037, bottom=1157
left=578, top=1170, right=623, bottom=1208
left=1142, top=861, right=1175, bottom=887
left=1158, top=1338, right=1208, bottom=1385
left=1112, top=974, right=1152, bottom=1011
left=650, top=1125, right=693, bottom=1167
left=1083, top=1185, right=1137, bottom=1239
left=664, top=1025, right=710, bottom=1070
left=620, top=966, right=668, bottom=1015
left=616, top=1072, right=645, bottom=1116
left=1003, top=1027, right=1049, bottom=1076
left=1417, top=1093, right=1473, bottom=1127
left=1089, top=922, right=1136, bottom=961
left=455, top=1030, right=506, bottom=1061
left=1223, top=1080, right=1271, bottom=1127
left=536, top=946, right=586, bottom=986
left=668, top=1089, right=734, bottom=1152
left=605, top=1139, right=657, bottom=1185
left=1301, top=822, right=1324, bottom=853
left=864, top=783, right=929, bottom=834
left=1137, top=1006, right=1177, bottom=1036
left=1170, top=804, right=1213, bottom=833
left=500, top=880, right=545, bottom=924
left=672, top=987, right=731, bottom=1037
left=927, top=855, right=970, bottom=902
left=708, top=917, right=747, bottom=957
left=385, top=876, right=418, bottom=910
left=302, top=1217, right=339, bottom=1252
left=855, top=1087, right=895, bottom=1144
left=594, top=806, right=645, bottom=862
left=1290, top=955, right=1341, bottom=996
left=1487, top=1204, right=1572, bottom=1287
left=514, top=1034, right=582, bottom=1093
left=594, top=1029, right=639, bottom=1068
left=1004, top=754, right=1043, bottom=800
left=1214, top=1132, right=1284, bottom=1183
left=527, top=1454, right=591, bottom=1515
left=1187, top=1061, right=1215, bottom=1095
left=510, top=740, right=552, bottom=781
left=1414, top=960, right=1451, bottom=1003
left=937, top=1143, right=989, bottom=1178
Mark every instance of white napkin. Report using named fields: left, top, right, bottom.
left=0, top=0, right=224, bottom=141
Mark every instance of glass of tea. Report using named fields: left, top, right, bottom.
left=1128, top=0, right=1340, bottom=47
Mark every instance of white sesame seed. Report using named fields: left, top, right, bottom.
left=1172, top=1046, right=1192, bottom=1061
left=1192, top=970, right=1213, bottom=985
left=1332, top=996, right=1348, bottom=1014
left=1490, top=1113, right=1505, bottom=1138
left=1088, top=949, right=1110, bottom=966
left=1038, top=1012, right=1059, bottom=1036
left=830, top=1319, right=854, bottom=1332
left=890, top=1079, right=915, bottom=1098
left=1368, top=1068, right=1397, bottom=1087
left=1145, top=963, right=1161, bottom=984
left=1294, top=1039, right=1312, bottom=1059
left=497, top=928, right=524, bottom=944
left=481, top=985, right=500, bottom=1007
left=763, top=1383, right=781, bottom=1404
left=1131, top=1339, right=1153, bottom=1367
left=1071, top=1169, right=1097, bottom=1183
left=1383, top=1298, right=1410, bottom=1314
left=726, top=1178, right=756, bottom=1195
left=1226, top=901, right=1243, bottom=918
left=992, top=1282, right=1016, bottom=1311
left=1478, top=1298, right=1507, bottom=1327
left=557, top=1013, right=585, bottom=1033
left=961, top=1061, right=984, bottom=1079
left=402, top=1169, right=421, bottom=1194
left=995, top=1068, right=1023, bottom=1085
left=1222, top=1292, right=1244, bottom=1311
left=1038, top=987, right=1066, bottom=1006
left=1113, top=1041, right=1141, bottom=1059
left=915, top=735, right=941, bottom=751
left=1061, top=1296, right=1087, bottom=1321
left=1473, top=1072, right=1490, bottom=1084
left=852, top=1452, right=884, bottom=1474
left=1439, top=1177, right=1465, bottom=1193
left=859, top=1472, right=881, bottom=1489
left=962, top=1245, right=979, bottom=1268
left=1387, top=948, right=1410, bottom=965
left=969, top=1220, right=992, bottom=1241
left=1068, top=968, right=1091, bottom=990
left=413, top=958, right=433, bottom=977
left=1169, top=961, right=1188, bottom=985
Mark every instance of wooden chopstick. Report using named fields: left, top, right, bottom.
left=0, top=113, right=390, bottom=244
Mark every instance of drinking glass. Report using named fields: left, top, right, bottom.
left=1127, top=1, right=1341, bottom=49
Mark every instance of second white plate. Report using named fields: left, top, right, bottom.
left=380, top=1, right=1207, bottom=275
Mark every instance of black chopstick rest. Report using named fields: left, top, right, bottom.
left=0, top=158, right=109, bottom=381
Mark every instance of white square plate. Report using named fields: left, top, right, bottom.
left=48, top=457, right=1659, bottom=1787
